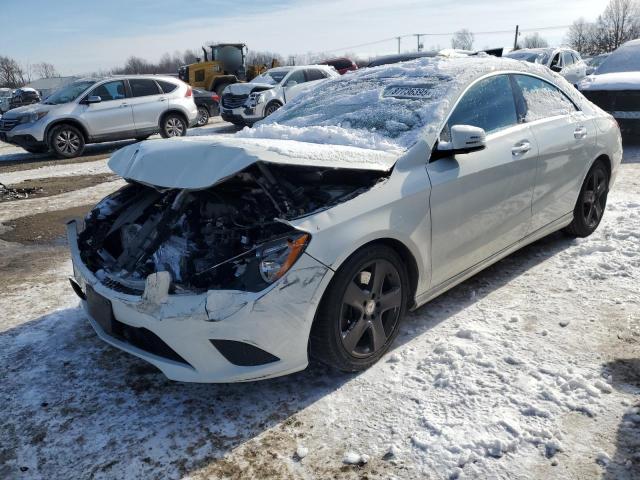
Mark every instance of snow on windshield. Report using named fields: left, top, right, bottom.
left=237, top=56, right=568, bottom=152
left=237, top=59, right=459, bottom=151
left=596, top=43, right=640, bottom=74
left=252, top=70, right=289, bottom=85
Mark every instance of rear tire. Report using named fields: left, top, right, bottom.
left=196, top=106, right=210, bottom=127
left=49, top=124, right=85, bottom=159
left=309, top=245, right=409, bottom=372
left=160, top=113, right=187, bottom=138
left=563, top=159, right=609, bottom=237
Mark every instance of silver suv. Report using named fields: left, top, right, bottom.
left=0, top=75, right=198, bottom=158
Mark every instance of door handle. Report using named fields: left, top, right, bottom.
left=511, top=141, right=531, bottom=156
left=120, top=103, right=128, bottom=107
left=574, top=126, right=587, bottom=139
left=159, top=98, right=167, bottom=102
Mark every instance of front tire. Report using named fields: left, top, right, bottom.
left=563, top=159, right=609, bottom=237
left=49, top=124, right=85, bottom=159
left=263, top=102, right=281, bottom=118
left=160, top=114, right=187, bottom=138
left=309, top=245, right=409, bottom=372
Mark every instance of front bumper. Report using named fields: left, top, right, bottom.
left=220, top=105, right=264, bottom=125
left=1, top=118, right=47, bottom=143
left=67, top=220, right=332, bottom=383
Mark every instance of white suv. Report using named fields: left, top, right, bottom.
left=0, top=75, right=198, bottom=158
left=220, top=65, right=338, bottom=126
left=505, top=47, right=587, bottom=85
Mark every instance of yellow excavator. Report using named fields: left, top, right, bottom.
left=178, top=43, right=279, bottom=95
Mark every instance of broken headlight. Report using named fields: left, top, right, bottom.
left=258, top=232, right=310, bottom=283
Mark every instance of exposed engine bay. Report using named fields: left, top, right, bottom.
left=78, top=162, right=386, bottom=295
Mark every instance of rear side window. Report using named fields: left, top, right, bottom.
left=129, top=79, right=161, bottom=97
left=445, top=75, right=518, bottom=136
left=562, top=51, right=574, bottom=66
left=306, top=69, right=328, bottom=81
left=91, top=80, right=126, bottom=101
left=157, top=80, right=178, bottom=93
left=513, top=75, right=577, bottom=121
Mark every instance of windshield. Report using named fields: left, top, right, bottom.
left=252, top=70, right=289, bottom=85
left=238, top=61, right=454, bottom=151
left=0, top=91, right=11, bottom=98
left=596, top=45, right=640, bottom=74
left=42, top=80, right=96, bottom=105
left=506, top=51, right=551, bottom=64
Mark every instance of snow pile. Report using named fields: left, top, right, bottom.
left=238, top=56, right=579, bottom=151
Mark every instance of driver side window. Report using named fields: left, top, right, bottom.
left=285, top=70, right=306, bottom=86
left=442, top=74, right=518, bottom=141
left=90, top=81, right=126, bottom=102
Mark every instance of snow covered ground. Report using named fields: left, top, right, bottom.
left=0, top=141, right=638, bottom=479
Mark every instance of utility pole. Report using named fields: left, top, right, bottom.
left=397, top=36, right=401, bottom=54
left=415, top=34, right=423, bottom=52
left=513, top=25, right=519, bottom=50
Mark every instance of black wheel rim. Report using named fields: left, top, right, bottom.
left=582, top=168, right=607, bottom=229
left=265, top=105, right=278, bottom=116
left=339, top=259, right=402, bottom=358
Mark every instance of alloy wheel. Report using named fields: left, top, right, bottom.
left=197, top=107, right=209, bottom=126
left=582, top=168, right=607, bottom=229
left=55, top=129, right=81, bottom=155
left=165, top=117, right=185, bottom=137
left=339, top=259, right=402, bottom=357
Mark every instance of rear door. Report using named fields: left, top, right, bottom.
left=427, top=74, right=539, bottom=286
left=511, top=74, right=597, bottom=232
left=81, top=80, right=134, bottom=138
left=127, top=78, right=167, bottom=133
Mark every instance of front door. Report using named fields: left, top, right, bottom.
left=427, top=74, right=538, bottom=287
left=81, top=80, right=134, bottom=138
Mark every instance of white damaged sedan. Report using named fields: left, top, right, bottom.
left=68, top=56, right=622, bottom=382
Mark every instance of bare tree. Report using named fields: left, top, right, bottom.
left=34, top=62, right=58, bottom=79
left=451, top=29, right=474, bottom=50
left=567, top=18, right=598, bottom=54
left=246, top=50, right=285, bottom=67
left=0, top=55, right=27, bottom=88
left=521, top=32, right=549, bottom=48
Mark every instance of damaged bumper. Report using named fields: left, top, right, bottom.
left=67, top=220, right=333, bottom=382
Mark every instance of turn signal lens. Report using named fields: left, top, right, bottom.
left=258, top=233, right=310, bottom=283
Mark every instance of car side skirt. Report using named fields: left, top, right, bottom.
left=414, top=212, right=573, bottom=309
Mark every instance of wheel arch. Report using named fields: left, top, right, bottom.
left=159, top=109, right=188, bottom=128
left=45, top=118, right=89, bottom=144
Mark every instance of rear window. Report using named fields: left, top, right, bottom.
left=130, top=79, right=161, bottom=97
left=157, top=80, right=178, bottom=93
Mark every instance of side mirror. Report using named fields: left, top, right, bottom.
left=438, top=125, right=486, bottom=155
left=285, top=80, right=298, bottom=88
left=86, top=95, right=102, bottom=104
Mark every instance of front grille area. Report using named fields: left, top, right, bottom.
left=222, top=93, right=248, bottom=109
left=582, top=90, right=640, bottom=112
left=0, top=118, right=19, bottom=132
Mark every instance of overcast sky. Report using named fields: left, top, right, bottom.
left=1, top=0, right=607, bottom=75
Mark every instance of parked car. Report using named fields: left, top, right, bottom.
left=579, top=39, right=640, bottom=137
left=367, top=51, right=438, bottom=67
left=68, top=56, right=621, bottom=382
left=505, top=47, right=587, bottom=85
left=320, top=57, right=358, bottom=74
left=193, top=88, right=220, bottom=127
left=220, top=65, right=338, bottom=126
left=585, top=53, right=610, bottom=75
left=0, top=75, right=197, bottom=157
left=9, top=87, right=41, bottom=109
left=0, top=88, right=13, bottom=114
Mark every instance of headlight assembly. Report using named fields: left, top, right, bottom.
left=258, top=233, right=310, bottom=283
left=248, top=92, right=266, bottom=106
left=19, top=111, right=48, bottom=124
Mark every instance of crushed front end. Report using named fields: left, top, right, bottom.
left=68, top=161, right=386, bottom=382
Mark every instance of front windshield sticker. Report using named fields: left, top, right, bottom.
left=383, top=85, right=438, bottom=100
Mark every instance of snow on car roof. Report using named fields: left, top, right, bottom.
left=237, top=55, right=577, bottom=152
